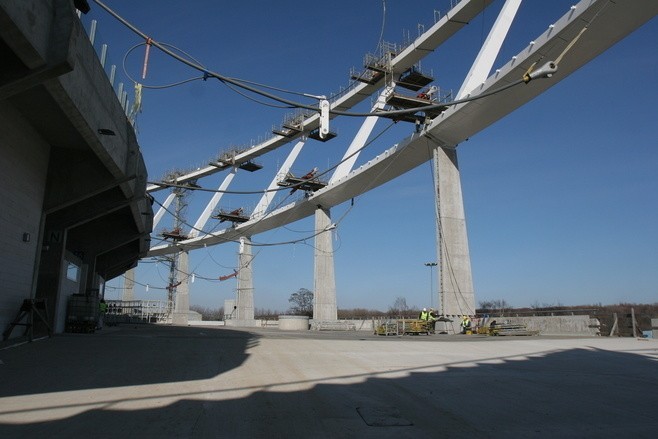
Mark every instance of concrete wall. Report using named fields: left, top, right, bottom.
left=488, top=316, right=600, bottom=336
left=0, top=0, right=153, bottom=340
left=0, top=102, right=50, bottom=335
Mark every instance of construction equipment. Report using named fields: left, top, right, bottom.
left=375, top=318, right=434, bottom=336
left=65, top=295, right=99, bottom=333
left=3, top=299, right=52, bottom=341
left=488, top=321, right=539, bottom=336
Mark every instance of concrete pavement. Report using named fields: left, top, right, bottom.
left=1, top=324, right=656, bottom=438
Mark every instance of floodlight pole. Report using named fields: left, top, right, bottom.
left=424, top=262, right=437, bottom=309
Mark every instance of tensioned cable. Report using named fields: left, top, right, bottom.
left=150, top=172, right=301, bottom=240
left=292, top=117, right=439, bottom=254
left=147, top=120, right=399, bottom=253
left=151, top=241, right=262, bottom=282
left=159, top=257, right=231, bottom=283
left=255, top=117, right=431, bottom=251
left=123, top=41, right=206, bottom=89
left=375, top=0, right=387, bottom=55
left=119, top=273, right=167, bottom=290
left=92, top=0, right=326, bottom=110
left=92, top=0, right=543, bottom=119
left=204, top=246, right=237, bottom=270
left=219, top=80, right=297, bottom=109
left=150, top=194, right=331, bottom=249
left=149, top=116, right=426, bottom=255
left=148, top=120, right=397, bottom=194
left=125, top=41, right=328, bottom=100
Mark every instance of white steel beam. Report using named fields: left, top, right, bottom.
left=152, top=192, right=175, bottom=228
left=252, top=139, right=306, bottom=220
left=457, top=0, right=522, bottom=99
left=189, top=168, right=238, bottom=238
left=330, top=86, right=394, bottom=184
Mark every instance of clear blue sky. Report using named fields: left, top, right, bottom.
left=93, top=1, right=658, bottom=312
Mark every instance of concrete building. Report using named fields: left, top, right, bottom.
left=0, top=0, right=153, bottom=340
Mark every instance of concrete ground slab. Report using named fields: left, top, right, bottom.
left=0, top=325, right=656, bottom=438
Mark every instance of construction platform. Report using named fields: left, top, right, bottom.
left=0, top=325, right=656, bottom=438
left=212, top=208, right=249, bottom=224
left=397, top=67, right=434, bottom=91
left=160, top=228, right=188, bottom=241
left=386, top=93, right=448, bottom=118
left=277, top=174, right=327, bottom=193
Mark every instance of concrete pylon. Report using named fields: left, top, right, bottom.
left=233, top=236, right=256, bottom=325
left=313, top=207, right=337, bottom=321
left=172, top=250, right=190, bottom=325
left=122, top=267, right=135, bottom=301
left=434, top=147, right=475, bottom=317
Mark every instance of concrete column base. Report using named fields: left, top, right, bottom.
left=171, top=312, right=189, bottom=326
left=224, top=319, right=260, bottom=328
left=278, top=315, right=310, bottom=331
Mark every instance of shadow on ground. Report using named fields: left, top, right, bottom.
left=0, top=326, right=656, bottom=438
left=0, top=325, right=257, bottom=396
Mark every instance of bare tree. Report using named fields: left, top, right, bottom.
left=288, top=288, right=313, bottom=316
left=478, top=299, right=510, bottom=315
left=388, top=296, right=410, bottom=316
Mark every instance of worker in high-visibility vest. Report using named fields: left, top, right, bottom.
left=98, top=299, right=108, bottom=330
left=460, top=315, right=472, bottom=334
left=428, top=308, right=438, bottom=332
left=419, top=308, right=429, bottom=321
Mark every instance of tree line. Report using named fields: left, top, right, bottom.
left=192, top=289, right=657, bottom=336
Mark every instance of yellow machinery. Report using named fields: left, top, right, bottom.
left=375, top=319, right=434, bottom=336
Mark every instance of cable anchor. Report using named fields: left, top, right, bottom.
left=319, top=97, right=330, bottom=139
left=142, top=37, right=153, bottom=80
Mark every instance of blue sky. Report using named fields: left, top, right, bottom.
left=92, top=1, right=658, bottom=312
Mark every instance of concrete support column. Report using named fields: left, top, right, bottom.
left=172, top=251, right=190, bottom=325
left=236, top=237, right=254, bottom=321
left=434, top=147, right=475, bottom=316
left=313, top=207, right=337, bottom=321
left=122, top=267, right=135, bottom=301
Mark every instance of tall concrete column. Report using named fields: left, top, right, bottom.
left=235, top=236, right=254, bottom=322
left=122, top=267, right=135, bottom=301
left=434, top=147, right=475, bottom=316
left=313, top=207, right=337, bottom=321
left=172, top=251, right=190, bottom=325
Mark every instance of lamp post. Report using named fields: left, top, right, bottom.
left=424, top=262, right=437, bottom=309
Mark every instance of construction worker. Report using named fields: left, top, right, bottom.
left=419, top=308, right=429, bottom=321
left=460, top=315, right=472, bottom=334
left=428, top=308, right=438, bottom=332
left=98, top=299, right=108, bottom=330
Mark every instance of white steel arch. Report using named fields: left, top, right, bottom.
left=148, top=0, right=658, bottom=257
left=145, top=0, right=494, bottom=193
